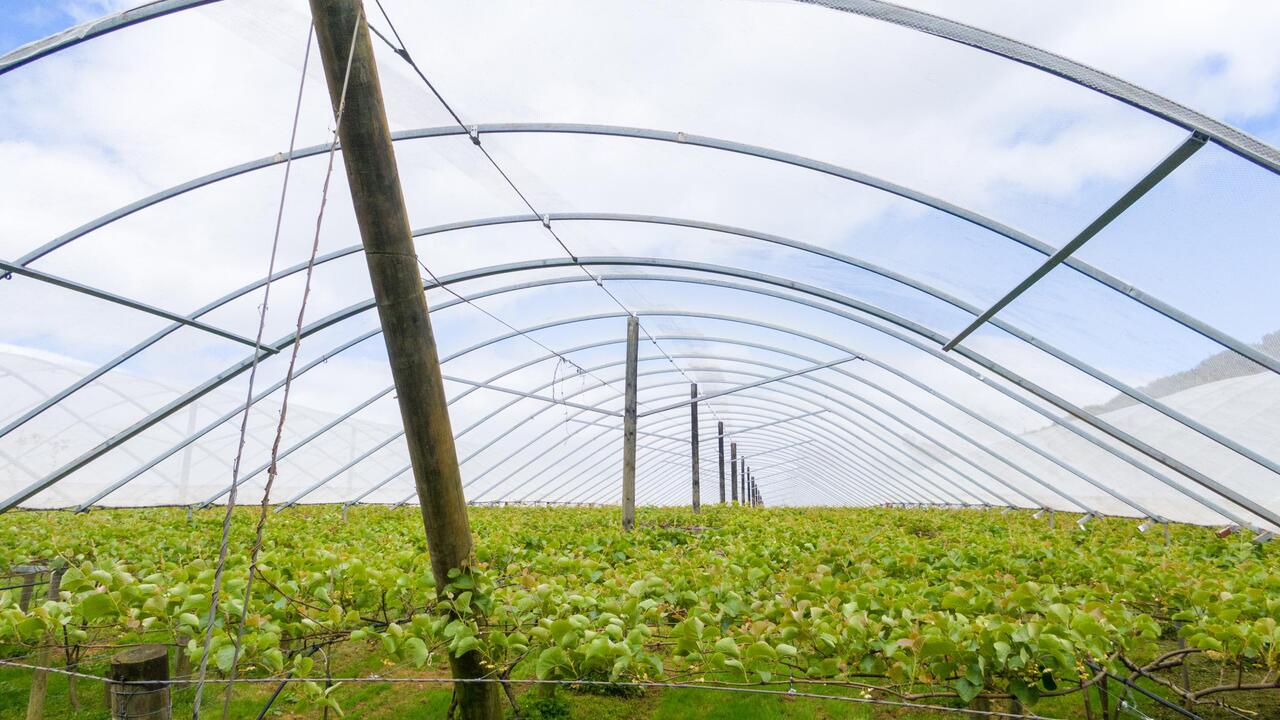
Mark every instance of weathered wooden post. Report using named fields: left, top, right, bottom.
left=740, top=459, right=747, bottom=505
left=24, top=565, right=62, bottom=720
left=717, top=421, right=726, bottom=504
left=307, top=0, right=501, bottom=715
left=12, top=564, right=44, bottom=611
left=622, top=314, right=639, bottom=531
left=689, top=383, right=700, bottom=514
left=107, top=645, right=169, bottom=720
left=730, top=442, right=739, bottom=504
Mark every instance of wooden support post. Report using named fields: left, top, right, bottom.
left=730, top=442, right=738, bottom=504
left=717, top=421, right=726, bottom=504
left=689, top=383, right=700, bottom=514
left=740, top=459, right=747, bottom=505
left=25, top=565, right=61, bottom=720
left=12, top=564, right=44, bottom=611
left=173, top=634, right=190, bottom=680
left=622, top=315, right=639, bottom=531
left=307, top=1, right=500, bottom=716
left=108, top=645, right=169, bottom=720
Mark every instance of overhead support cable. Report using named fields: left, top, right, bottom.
left=943, top=132, right=1208, bottom=351
left=365, top=4, right=715, bottom=419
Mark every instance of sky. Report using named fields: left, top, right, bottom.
left=0, top=0, right=1278, bottom=519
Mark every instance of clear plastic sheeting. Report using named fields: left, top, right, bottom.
left=0, top=0, right=1278, bottom=532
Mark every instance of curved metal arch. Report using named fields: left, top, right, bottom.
left=456, top=361, right=1011, bottom=507
left=575, top=416, right=895, bottom=507
left=644, top=444, right=868, bottom=508
left=465, top=372, right=937, bottom=507
left=175, top=324, right=1100, bottom=514
left=574, top=393, right=973, bottom=507
left=17, top=208, right=1278, bottom=492
left=473, top=362, right=990, bottom=506
left=573, top=376, right=1013, bottom=508
left=488, top=364, right=962, bottom=508
left=597, top=353, right=1070, bottom=510
left=47, top=262, right=1257, bottom=528
left=543, top=414, right=926, bottom=508
left=454, top=365, right=962, bottom=507
left=553, top=400, right=917, bottom=507
left=49, top=263, right=1254, bottom=525
left=5, top=0, right=1276, bottom=175
left=469, top=405, right=894, bottom=508
left=473, top=407, right=912, bottom=505
left=419, top=255, right=1278, bottom=525
left=435, top=351, right=980, bottom=505
left=585, top=426, right=883, bottom=508
left=14, top=123, right=1277, bottom=387
left=532, top=379, right=970, bottom=506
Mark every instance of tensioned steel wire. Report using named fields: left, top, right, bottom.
left=0, top=658, right=1076, bottom=720
left=191, top=14, right=358, bottom=719
left=366, top=0, right=725, bottom=425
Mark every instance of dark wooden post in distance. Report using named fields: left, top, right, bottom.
left=689, top=383, right=700, bottom=513
left=307, top=0, right=500, bottom=716
left=730, top=442, right=738, bottom=504
left=740, top=458, right=747, bottom=505
left=108, top=645, right=169, bottom=720
left=622, top=315, right=639, bottom=530
left=717, top=421, right=725, bottom=503
left=12, top=564, right=43, bottom=611
left=24, top=565, right=61, bottom=720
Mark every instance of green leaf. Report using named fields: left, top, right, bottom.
left=954, top=677, right=981, bottom=703
left=215, top=644, right=237, bottom=673
left=536, top=647, right=570, bottom=680
left=403, top=637, right=430, bottom=667
left=714, top=637, right=740, bottom=657
left=77, top=592, right=115, bottom=621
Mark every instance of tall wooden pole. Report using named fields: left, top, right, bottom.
left=622, top=315, right=639, bottom=530
left=730, top=442, right=738, bottom=504
left=689, top=383, right=700, bottom=513
left=717, top=421, right=726, bottom=504
left=307, top=1, right=500, bottom=716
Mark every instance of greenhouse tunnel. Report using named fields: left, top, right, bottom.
left=2, top=0, right=1279, bottom=537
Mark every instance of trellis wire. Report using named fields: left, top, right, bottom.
left=0, top=657, right=1065, bottom=720
left=191, top=12, right=357, bottom=719
left=213, top=10, right=371, bottom=720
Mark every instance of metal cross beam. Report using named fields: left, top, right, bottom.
left=943, top=132, right=1208, bottom=351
